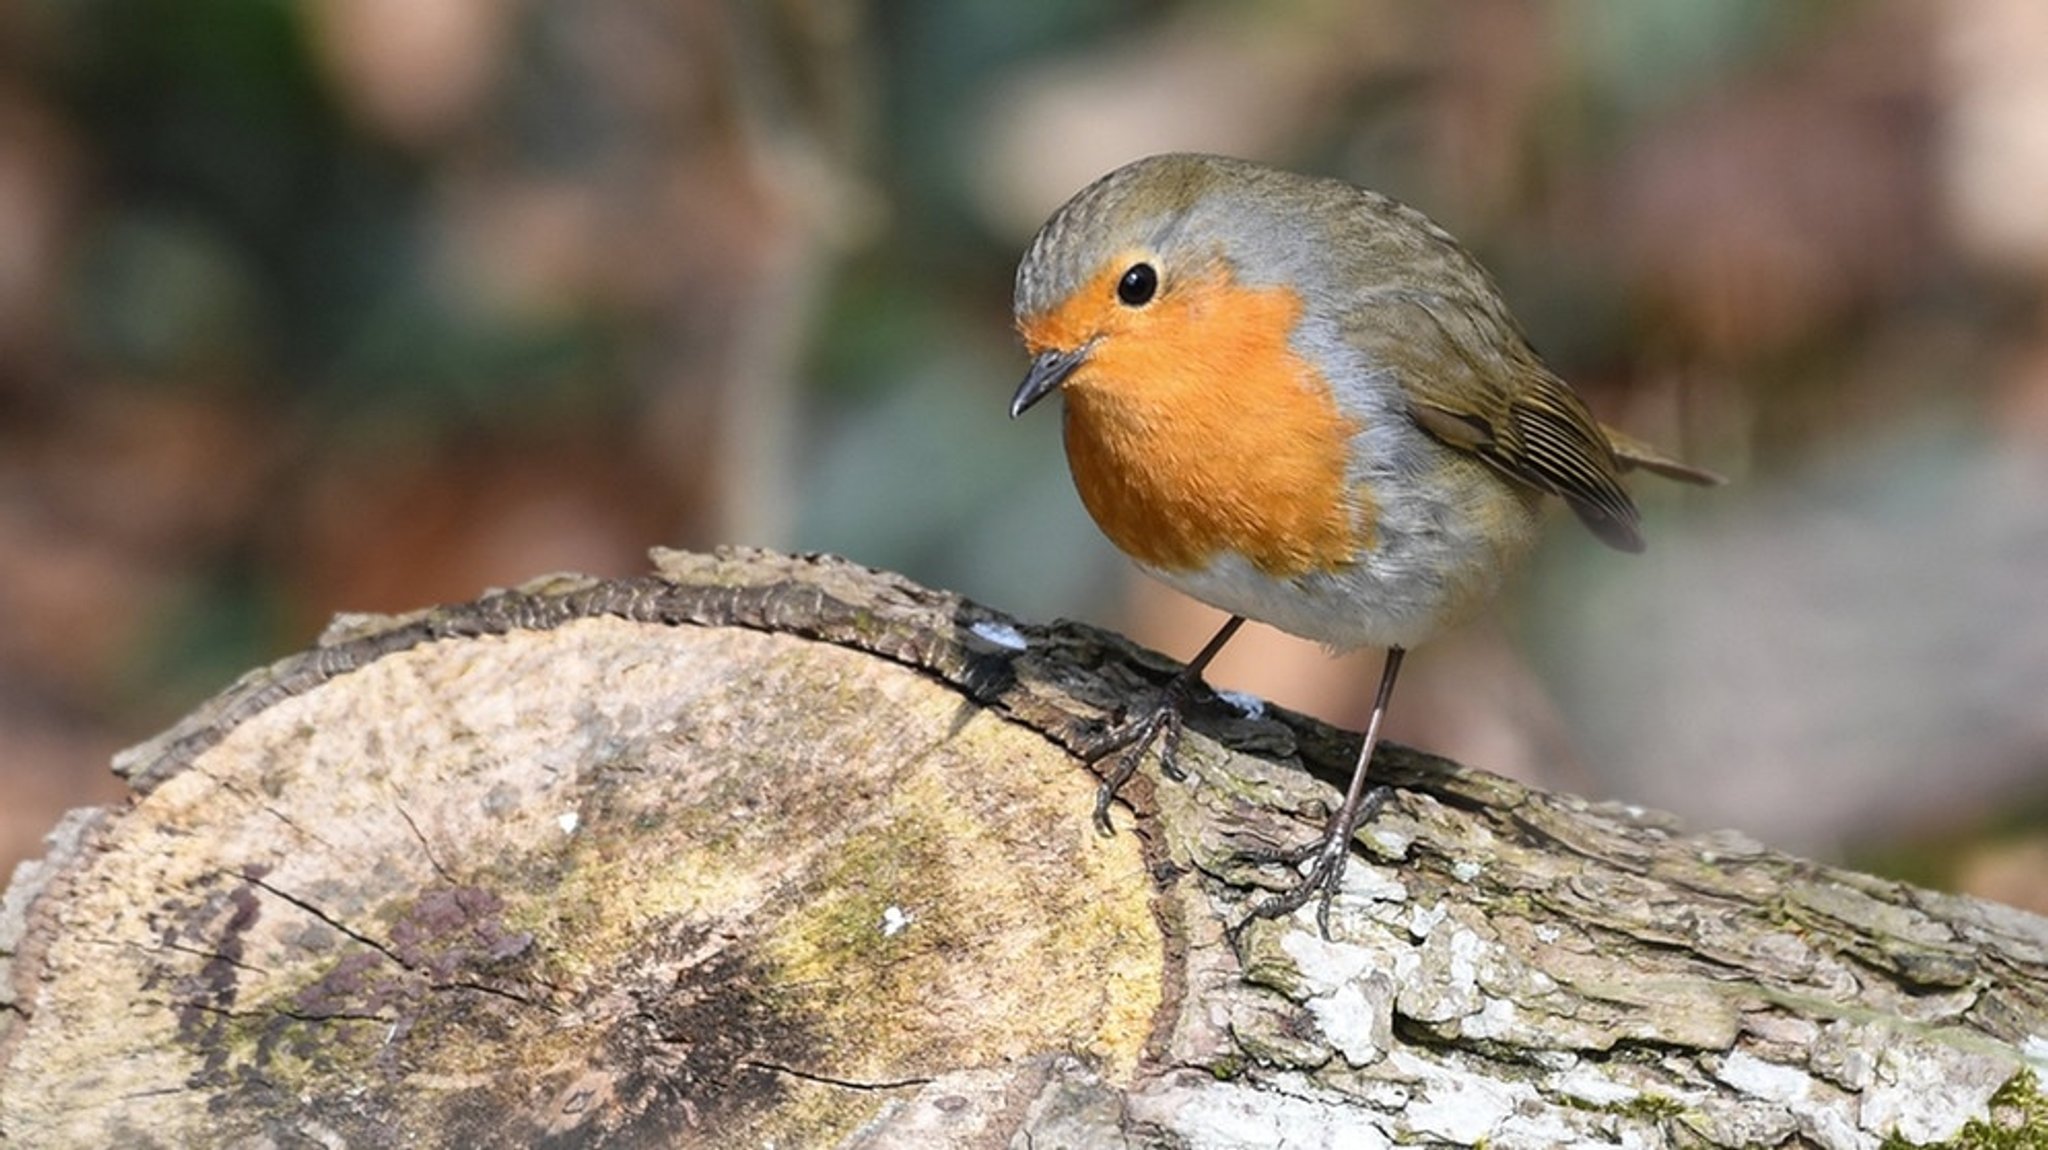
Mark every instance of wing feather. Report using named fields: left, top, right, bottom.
left=1356, top=291, right=1645, bottom=551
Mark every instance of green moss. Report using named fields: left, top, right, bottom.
left=1206, top=1054, right=1248, bottom=1080
left=847, top=607, right=885, bottom=640
left=1556, top=1087, right=1689, bottom=1123
left=752, top=797, right=1009, bottom=1062
left=1619, top=1092, right=1687, bottom=1120
left=1991, top=1071, right=2048, bottom=1113
left=1884, top=1070, right=2048, bottom=1150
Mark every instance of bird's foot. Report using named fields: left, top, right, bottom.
left=1231, top=784, right=1393, bottom=941
left=1080, top=686, right=1193, bottom=836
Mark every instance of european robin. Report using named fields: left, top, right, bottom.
left=1008, top=153, right=1718, bottom=935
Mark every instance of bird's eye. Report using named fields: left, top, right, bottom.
left=1116, top=263, right=1158, bottom=307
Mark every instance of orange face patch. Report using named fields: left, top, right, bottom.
left=1020, top=260, right=1371, bottom=576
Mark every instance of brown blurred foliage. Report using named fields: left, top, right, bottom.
left=0, top=0, right=867, bottom=867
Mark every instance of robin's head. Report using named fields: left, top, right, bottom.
left=1007, top=153, right=1499, bottom=421
left=1004, top=155, right=1374, bottom=577
left=1008, top=154, right=1296, bottom=418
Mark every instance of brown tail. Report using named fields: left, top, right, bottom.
left=1599, top=424, right=1725, bottom=487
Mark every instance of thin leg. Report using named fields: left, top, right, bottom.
left=1240, top=646, right=1406, bottom=939
left=1084, top=615, right=1246, bottom=834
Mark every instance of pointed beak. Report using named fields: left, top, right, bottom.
left=1009, top=345, right=1090, bottom=419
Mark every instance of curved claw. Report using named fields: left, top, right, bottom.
left=1232, top=784, right=1394, bottom=940
left=1078, top=615, right=1247, bottom=837
left=1242, top=834, right=1352, bottom=938
left=1085, top=700, right=1186, bottom=836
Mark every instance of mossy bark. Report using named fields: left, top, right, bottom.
left=2, top=548, right=2044, bottom=1148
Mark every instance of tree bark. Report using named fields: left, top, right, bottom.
left=2, top=547, right=2044, bottom=1148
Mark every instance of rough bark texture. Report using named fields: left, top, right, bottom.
left=2, top=547, right=2045, bottom=1149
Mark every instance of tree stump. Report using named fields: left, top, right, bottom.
left=2, top=547, right=2044, bottom=1148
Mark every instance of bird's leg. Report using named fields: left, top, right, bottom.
left=1083, top=615, right=1245, bottom=835
left=1236, top=646, right=1406, bottom=939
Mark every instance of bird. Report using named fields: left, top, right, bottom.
left=1007, top=153, right=1719, bottom=936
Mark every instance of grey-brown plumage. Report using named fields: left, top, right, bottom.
left=1015, top=152, right=1718, bottom=555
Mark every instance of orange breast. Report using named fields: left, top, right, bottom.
left=1043, top=268, right=1370, bottom=576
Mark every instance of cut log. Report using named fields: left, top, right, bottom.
left=1, top=548, right=2043, bottom=1148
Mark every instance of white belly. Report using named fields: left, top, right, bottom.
left=1140, top=465, right=1541, bottom=651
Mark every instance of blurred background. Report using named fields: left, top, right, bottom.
left=2, top=0, right=2044, bottom=909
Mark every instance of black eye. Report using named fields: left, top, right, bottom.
left=1116, top=263, right=1158, bottom=307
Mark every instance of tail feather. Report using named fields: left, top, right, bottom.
left=1599, top=424, right=1725, bottom=487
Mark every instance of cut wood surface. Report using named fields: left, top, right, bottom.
left=1, top=547, right=2044, bottom=1148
